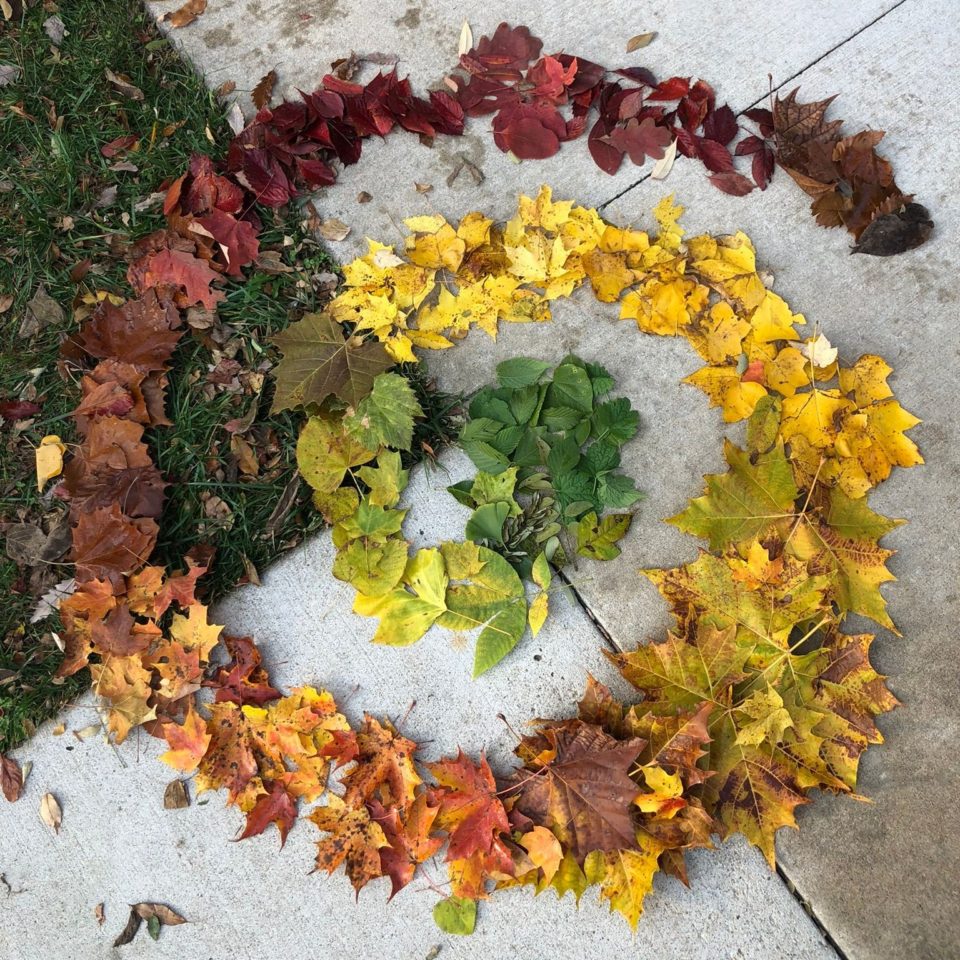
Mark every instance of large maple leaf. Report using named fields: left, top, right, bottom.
left=513, top=720, right=644, bottom=864
left=70, top=504, right=159, bottom=586
left=270, top=311, right=394, bottom=412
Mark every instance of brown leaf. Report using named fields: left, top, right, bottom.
left=318, top=218, right=350, bottom=242
left=1, top=753, right=23, bottom=802
left=95, top=903, right=105, bottom=926
left=851, top=202, right=934, bottom=257
left=626, top=32, right=657, bottom=52
left=164, top=0, right=206, bottom=29
left=104, top=69, right=144, bottom=102
left=251, top=70, right=277, bottom=111
left=113, top=902, right=187, bottom=946
left=163, top=779, right=190, bottom=809
left=39, top=792, right=61, bottom=832
left=513, top=721, right=643, bottom=864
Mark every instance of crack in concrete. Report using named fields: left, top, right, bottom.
left=598, top=0, right=914, bottom=212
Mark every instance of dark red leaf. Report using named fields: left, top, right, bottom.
left=709, top=171, right=755, bottom=196
left=752, top=143, right=776, bottom=190
left=702, top=104, right=738, bottom=145
left=745, top=106, right=774, bottom=137
left=613, top=66, right=658, bottom=87
left=101, top=134, right=138, bottom=158
left=588, top=118, right=623, bottom=175
left=697, top=138, right=734, bottom=173
left=0, top=400, right=41, bottom=420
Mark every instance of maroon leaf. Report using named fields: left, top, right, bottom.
left=614, top=66, right=658, bottom=87
left=588, top=118, right=623, bottom=175
left=609, top=117, right=672, bottom=166
left=709, top=171, right=755, bottom=196
left=702, top=104, right=738, bottom=145
left=752, top=143, right=776, bottom=190
left=0, top=399, right=41, bottom=420
left=696, top=138, right=735, bottom=173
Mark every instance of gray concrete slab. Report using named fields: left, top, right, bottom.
left=0, top=452, right=836, bottom=960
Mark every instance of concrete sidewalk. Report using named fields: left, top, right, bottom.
left=3, top=1, right=958, bottom=957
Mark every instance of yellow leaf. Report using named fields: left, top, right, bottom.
left=35, top=435, right=66, bottom=491
left=685, top=366, right=768, bottom=422
left=528, top=591, right=548, bottom=637
left=519, top=825, right=562, bottom=883
left=586, top=838, right=661, bottom=930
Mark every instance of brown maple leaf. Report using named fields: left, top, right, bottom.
left=70, top=504, right=159, bottom=585
left=209, top=635, right=281, bottom=706
left=513, top=720, right=644, bottom=864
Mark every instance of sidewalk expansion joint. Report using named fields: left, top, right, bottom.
left=598, top=0, right=914, bottom=212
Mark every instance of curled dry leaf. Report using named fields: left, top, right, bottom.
left=35, top=435, right=66, bottom=492
left=458, top=21, right=473, bottom=57
left=164, top=0, right=206, bottom=29
left=251, top=69, right=277, bottom=111
left=1, top=753, right=23, bottom=802
left=113, top=902, right=187, bottom=947
left=626, top=32, right=657, bottom=52
left=39, top=792, right=61, bottom=832
left=95, top=903, right=105, bottom=926
left=650, top=137, right=677, bottom=180
left=318, top=218, right=351, bottom=242
left=163, top=778, right=190, bottom=809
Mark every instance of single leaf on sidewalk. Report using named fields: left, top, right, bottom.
left=39, top=792, right=61, bottom=832
left=1, top=753, right=22, bottom=802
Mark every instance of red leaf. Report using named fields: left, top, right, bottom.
left=702, top=104, right=738, bottom=145
left=609, top=117, right=672, bottom=166
left=696, top=138, right=735, bottom=173
left=493, top=103, right=565, bottom=159
left=741, top=359, right=766, bottom=383
left=427, top=750, right=510, bottom=862
left=196, top=209, right=260, bottom=276
left=238, top=781, right=297, bottom=846
left=752, top=143, right=776, bottom=190
left=589, top=118, right=623, bottom=175
left=614, top=66, right=658, bottom=87
left=745, top=106, right=774, bottom=138
left=0, top=400, right=41, bottom=420
left=101, top=134, right=138, bottom=158
left=647, top=76, right=691, bottom=101
left=139, top=249, right=224, bottom=309
left=210, top=635, right=282, bottom=706
left=709, top=171, right=755, bottom=196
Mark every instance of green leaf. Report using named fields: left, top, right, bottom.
left=746, top=394, right=783, bottom=454
left=508, top=384, right=542, bottom=425
left=334, top=500, right=407, bottom=544
left=345, top=372, right=424, bottom=451
left=312, top=487, right=360, bottom=524
left=667, top=439, right=798, bottom=551
left=586, top=361, right=615, bottom=397
left=540, top=406, right=583, bottom=431
left=553, top=470, right=596, bottom=515
left=465, top=502, right=510, bottom=544
left=357, top=450, right=409, bottom=508
left=583, top=440, right=620, bottom=476
left=496, top=357, right=551, bottom=389
left=271, top=311, right=393, bottom=413
left=333, top=538, right=408, bottom=596
left=576, top=511, right=633, bottom=561
left=591, top=397, right=640, bottom=446
left=469, top=389, right=515, bottom=425
left=433, top=896, right=477, bottom=935
left=461, top=439, right=510, bottom=474
left=547, top=363, right=594, bottom=414
left=547, top=437, right=581, bottom=475
left=598, top=473, right=642, bottom=509
left=438, top=542, right=527, bottom=677
left=446, top=480, right=478, bottom=509
left=147, top=915, right=161, bottom=942
left=460, top=417, right=503, bottom=444
left=489, top=425, right=524, bottom=455
left=470, top=468, right=520, bottom=509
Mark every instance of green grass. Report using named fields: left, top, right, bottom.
left=0, top=0, right=337, bottom=751
left=0, top=2, right=463, bottom=754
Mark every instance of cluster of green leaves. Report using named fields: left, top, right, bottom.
left=450, top=356, right=641, bottom=579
